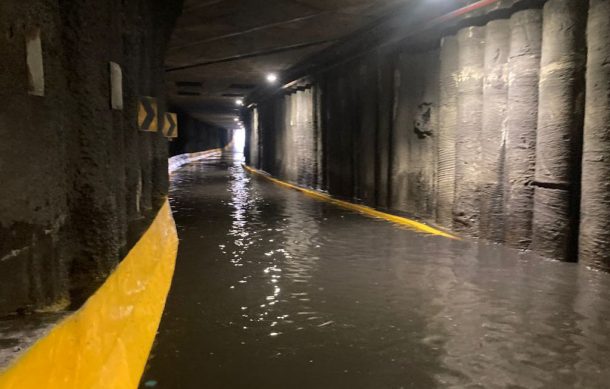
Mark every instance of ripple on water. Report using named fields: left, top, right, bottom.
left=144, top=154, right=610, bottom=389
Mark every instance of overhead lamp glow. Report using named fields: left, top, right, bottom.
left=236, top=99, right=244, bottom=106
left=266, top=73, right=278, bottom=83
left=234, top=117, right=239, bottom=122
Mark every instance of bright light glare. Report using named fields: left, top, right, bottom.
left=234, top=117, right=239, bottom=122
left=266, top=73, right=278, bottom=83
left=236, top=99, right=244, bottom=106
left=233, top=129, right=246, bottom=154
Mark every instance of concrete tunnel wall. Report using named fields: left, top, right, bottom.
left=0, top=0, right=182, bottom=316
left=246, top=0, right=610, bottom=271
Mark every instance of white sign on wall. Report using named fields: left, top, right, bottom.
left=110, top=62, right=123, bottom=110
left=26, top=28, right=44, bottom=96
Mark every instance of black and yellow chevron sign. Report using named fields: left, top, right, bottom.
left=163, top=112, right=178, bottom=138
left=138, top=96, right=158, bottom=132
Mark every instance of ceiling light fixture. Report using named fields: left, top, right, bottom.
left=266, top=73, right=278, bottom=83
left=236, top=99, right=244, bottom=106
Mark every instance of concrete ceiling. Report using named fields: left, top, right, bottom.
left=165, top=0, right=407, bottom=130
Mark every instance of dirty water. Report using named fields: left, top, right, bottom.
left=141, top=152, right=610, bottom=389
left=0, top=312, right=67, bottom=368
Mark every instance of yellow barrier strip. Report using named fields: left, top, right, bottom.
left=243, top=165, right=457, bottom=239
left=0, top=199, right=178, bottom=389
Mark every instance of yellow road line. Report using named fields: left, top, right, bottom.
left=243, top=164, right=458, bottom=239
left=0, top=199, right=179, bottom=389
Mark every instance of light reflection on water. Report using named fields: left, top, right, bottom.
left=143, top=153, right=610, bottom=389
left=225, top=159, right=325, bottom=337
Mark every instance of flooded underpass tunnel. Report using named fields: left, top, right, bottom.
left=143, top=152, right=610, bottom=388
left=1, top=1, right=610, bottom=388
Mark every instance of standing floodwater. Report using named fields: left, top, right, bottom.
left=141, top=153, right=610, bottom=389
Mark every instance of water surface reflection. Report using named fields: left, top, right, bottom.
left=142, top=153, right=610, bottom=389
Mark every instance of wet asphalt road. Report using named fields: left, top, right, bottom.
left=140, top=153, right=610, bottom=389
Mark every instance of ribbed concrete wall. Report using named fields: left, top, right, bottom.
left=454, top=26, right=485, bottom=235
left=504, top=8, right=542, bottom=249
left=0, top=0, right=181, bottom=315
left=436, top=36, right=458, bottom=227
left=580, top=0, right=610, bottom=271
left=251, top=85, right=323, bottom=191
left=479, top=20, right=510, bottom=242
left=247, top=1, right=610, bottom=271
left=532, top=0, right=586, bottom=262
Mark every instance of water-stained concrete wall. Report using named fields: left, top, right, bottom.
left=0, top=0, right=182, bottom=316
left=247, top=1, right=610, bottom=271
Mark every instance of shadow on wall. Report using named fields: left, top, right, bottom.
left=245, top=0, right=610, bottom=272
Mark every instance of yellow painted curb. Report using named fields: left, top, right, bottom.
left=243, top=165, right=458, bottom=239
left=0, top=199, right=178, bottom=389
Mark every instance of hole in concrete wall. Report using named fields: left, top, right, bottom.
left=6, top=24, right=15, bottom=40
left=414, top=102, right=433, bottom=139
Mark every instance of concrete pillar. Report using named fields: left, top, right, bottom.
left=121, top=59, right=142, bottom=229
left=298, top=90, right=309, bottom=186
left=479, top=20, right=510, bottom=242
left=299, top=88, right=315, bottom=188
left=109, top=3, right=127, bottom=256
left=151, top=130, right=169, bottom=208
left=247, top=108, right=259, bottom=167
left=532, top=0, right=586, bottom=261
left=313, top=84, right=324, bottom=189
left=454, top=26, right=485, bottom=235
left=263, top=102, right=275, bottom=174
left=421, top=49, right=440, bottom=219
left=283, top=92, right=297, bottom=183
left=437, top=35, right=458, bottom=228
left=137, top=23, right=154, bottom=215
left=301, top=89, right=308, bottom=184
left=326, top=71, right=354, bottom=198
left=357, top=59, right=377, bottom=205
left=391, top=50, right=438, bottom=217
left=376, top=51, right=394, bottom=209
left=504, top=9, right=542, bottom=249
left=63, top=1, right=121, bottom=298
left=261, top=104, right=270, bottom=170
left=296, top=89, right=306, bottom=186
left=0, top=1, right=71, bottom=314
left=580, top=0, right=610, bottom=271
left=274, top=95, right=287, bottom=178
left=138, top=133, right=153, bottom=213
